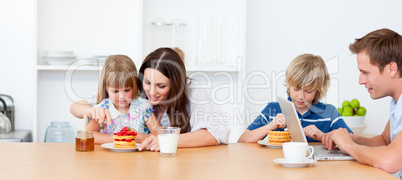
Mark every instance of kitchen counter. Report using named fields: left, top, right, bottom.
left=0, top=130, right=31, bottom=142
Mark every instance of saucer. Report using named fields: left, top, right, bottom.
left=257, top=140, right=282, bottom=149
left=273, top=158, right=316, bottom=168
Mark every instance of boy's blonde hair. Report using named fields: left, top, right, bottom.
left=285, top=54, right=330, bottom=103
left=97, top=55, right=139, bottom=104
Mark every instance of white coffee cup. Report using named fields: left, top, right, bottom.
left=282, top=142, right=314, bottom=163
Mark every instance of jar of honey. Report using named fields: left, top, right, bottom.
left=75, top=130, right=94, bottom=152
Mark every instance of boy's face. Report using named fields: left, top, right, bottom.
left=357, top=51, right=390, bottom=100
left=106, top=86, right=134, bottom=112
left=289, top=85, right=317, bottom=113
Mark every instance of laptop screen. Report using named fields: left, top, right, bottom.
left=277, top=96, right=308, bottom=143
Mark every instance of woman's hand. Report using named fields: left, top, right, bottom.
left=303, top=125, right=324, bottom=141
left=268, top=113, right=286, bottom=129
left=89, top=107, right=112, bottom=125
left=138, top=135, right=160, bottom=152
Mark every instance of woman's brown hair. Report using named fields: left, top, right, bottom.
left=96, top=55, right=139, bottom=104
left=139, top=48, right=190, bottom=133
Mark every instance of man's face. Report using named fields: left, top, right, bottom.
left=357, top=51, right=391, bottom=99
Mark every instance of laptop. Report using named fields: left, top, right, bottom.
left=277, top=96, right=354, bottom=160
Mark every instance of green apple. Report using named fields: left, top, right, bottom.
left=350, top=99, right=360, bottom=109
left=342, top=106, right=353, bottom=116
left=337, top=108, right=343, bottom=115
left=342, top=100, right=351, bottom=109
left=356, top=106, right=367, bottom=116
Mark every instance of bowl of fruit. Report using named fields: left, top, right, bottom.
left=337, top=99, right=367, bottom=134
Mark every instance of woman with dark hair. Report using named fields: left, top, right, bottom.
left=137, top=47, right=230, bottom=150
left=71, top=48, right=230, bottom=150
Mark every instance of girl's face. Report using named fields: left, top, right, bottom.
left=142, top=68, right=171, bottom=106
left=106, top=86, right=134, bottom=112
left=289, top=85, right=317, bottom=113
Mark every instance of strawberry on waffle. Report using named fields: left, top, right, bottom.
left=113, top=127, right=138, bottom=148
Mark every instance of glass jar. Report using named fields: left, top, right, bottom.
left=75, top=130, right=94, bottom=152
left=44, top=121, right=75, bottom=143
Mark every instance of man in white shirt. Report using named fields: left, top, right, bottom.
left=322, top=28, right=402, bottom=179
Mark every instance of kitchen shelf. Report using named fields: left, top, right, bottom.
left=186, top=66, right=239, bottom=72
left=36, top=65, right=239, bottom=72
left=36, top=65, right=102, bottom=71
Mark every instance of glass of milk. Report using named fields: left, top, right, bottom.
left=156, top=127, right=180, bottom=156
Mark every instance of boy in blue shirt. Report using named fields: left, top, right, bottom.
left=238, top=54, right=352, bottom=143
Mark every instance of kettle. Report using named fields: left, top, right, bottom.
left=0, top=97, right=11, bottom=134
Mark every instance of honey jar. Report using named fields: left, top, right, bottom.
left=75, top=130, right=94, bottom=152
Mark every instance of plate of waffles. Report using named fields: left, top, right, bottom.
left=101, top=143, right=140, bottom=152
left=258, top=130, right=292, bottom=148
left=257, top=140, right=282, bottom=149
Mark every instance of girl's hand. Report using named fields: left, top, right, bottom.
left=89, top=107, right=112, bottom=125
left=268, top=113, right=286, bottom=129
left=138, top=135, right=160, bottom=152
left=303, top=125, right=324, bottom=141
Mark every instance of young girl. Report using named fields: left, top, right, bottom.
left=238, top=54, right=352, bottom=143
left=86, top=55, right=159, bottom=144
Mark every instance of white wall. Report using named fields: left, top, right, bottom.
left=0, top=0, right=36, bottom=131
left=246, top=0, right=401, bottom=135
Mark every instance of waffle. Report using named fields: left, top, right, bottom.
left=267, top=131, right=291, bottom=145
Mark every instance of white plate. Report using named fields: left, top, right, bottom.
left=273, top=158, right=316, bottom=168
left=257, top=140, right=282, bottom=149
left=101, top=143, right=140, bottom=152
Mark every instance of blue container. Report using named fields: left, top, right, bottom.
left=44, top=121, right=75, bottom=143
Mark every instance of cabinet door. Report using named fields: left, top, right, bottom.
left=35, top=0, right=143, bottom=142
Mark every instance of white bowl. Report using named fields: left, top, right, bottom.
left=43, top=56, right=77, bottom=65
left=45, top=59, right=76, bottom=65
left=45, top=51, right=74, bottom=57
left=342, top=116, right=365, bottom=126
left=349, top=125, right=367, bottom=135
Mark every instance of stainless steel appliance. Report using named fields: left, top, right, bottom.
left=0, top=94, right=32, bottom=142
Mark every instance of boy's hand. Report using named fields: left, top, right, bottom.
left=89, top=107, right=112, bottom=125
left=268, top=113, right=286, bottom=129
left=303, top=125, right=324, bottom=141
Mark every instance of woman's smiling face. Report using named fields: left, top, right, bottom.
left=142, top=68, right=171, bottom=106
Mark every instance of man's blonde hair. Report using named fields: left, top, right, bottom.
left=285, top=54, right=330, bottom=103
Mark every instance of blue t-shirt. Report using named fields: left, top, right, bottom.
left=247, top=97, right=353, bottom=142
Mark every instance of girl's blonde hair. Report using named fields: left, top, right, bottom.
left=285, top=54, right=330, bottom=103
left=96, top=55, right=139, bottom=104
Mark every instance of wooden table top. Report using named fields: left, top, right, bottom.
left=0, top=142, right=396, bottom=180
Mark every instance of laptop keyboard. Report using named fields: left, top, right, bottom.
left=313, top=145, right=348, bottom=156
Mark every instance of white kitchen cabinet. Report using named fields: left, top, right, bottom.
left=34, top=0, right=246, bottom=142
left=143, top=0, right=247, bottom=142
left=143, top=0, right=246, bottom=70
left=34, top=0, right=143, bottom=142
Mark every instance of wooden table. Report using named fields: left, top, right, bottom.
left=0, top=143, right=396, bottom=180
